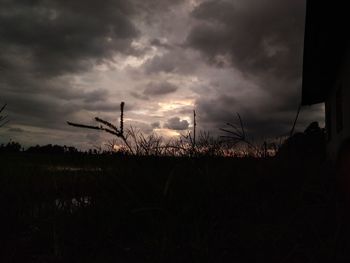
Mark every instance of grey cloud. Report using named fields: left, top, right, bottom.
left=144, top=49, right=197, bottom=75
left=131, top=81, right=178, bottom=100
left=1, top=89, right=127, bottom=134
left=86, top=133, right=102, bottom=144
left=2, top=91, right=78, bottom=130
left=0, top=0, right=139, bottom=77
left=0, top=0, right=322, bottom=147
left=143, top=81, right=178, bottom=96
left=130, top=91, right=150, bottom=101
left=196, top=93, right=321, bottom=139
left=7, top=127, right=24, bottom=133
left=187, top=0, right=306, bottom=81
left=83, top=89, right=109, bottom=103
left=135, top=0, right=184, bottom=10
left=150, top=38, right=173, bottom=49
left=164, top=117, right=189, bottom=130
left=186, top=0, right=312, bottom=137
left=0, top=0, right=144, bottom=145
left=133, top=0, right=185, bottom=24
left=144, top=55, right=178, bottom=74
left=151, top=121, right=161, bottom=129
left=0, top=0, right=140, bottom=135
left=83, top=101, right=123, bottom=112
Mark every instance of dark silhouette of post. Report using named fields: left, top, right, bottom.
left=290, top=104, right=301, bottom=138
left=193, top=110, right=196, bottom=148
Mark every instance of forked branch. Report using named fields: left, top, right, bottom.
left=67, top=102, right=134, bottom=154
left=220, top=113, right=258, bottom=154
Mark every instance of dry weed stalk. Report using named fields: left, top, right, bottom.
left=178, top=130, right=225, bottom=157
left=220, top=113, right=260, bottom=156
left=67, top=102, right=134, bottom=154
left=68, top=104, right=278, bottom=157
left=197, top=131, right=225, bottom=156
left=290, top=103, right=302, bottom=138
left=193, top=110, right=196, bottom=148
left=220, top=114, right=284, bottom=157
left=125, top=127, right=170, bottom=156
left=0, top=103, right=9, bottom=128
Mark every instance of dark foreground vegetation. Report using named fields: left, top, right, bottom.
left=0, top=123, right=341, bottom=262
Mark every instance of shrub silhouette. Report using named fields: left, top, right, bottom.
left=0, top=141, right=21, bottom=153
left=277, top=121, right=326, bottom=159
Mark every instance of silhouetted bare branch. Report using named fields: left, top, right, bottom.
left=0, top=103, right=9, bottom=127
left=220, top=113, right=260, bottom=156
left=67, top=102, right=134, bottom=154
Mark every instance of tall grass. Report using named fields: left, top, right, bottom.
left=0, top=145, right=334, bottom=262
left=67, top=102, right=283, bottom=157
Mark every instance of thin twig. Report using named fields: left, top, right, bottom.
left=95, top=117, right=119, bottom=133
left=0, top=103, right=7, bottom=114
left=290, top=103, right=302, bottom=137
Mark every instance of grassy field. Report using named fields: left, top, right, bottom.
left=0, top=150, right=337, bottom=263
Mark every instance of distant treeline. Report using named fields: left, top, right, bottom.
left=0, top=142, right=84, bottom=155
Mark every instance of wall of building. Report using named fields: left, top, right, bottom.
left=326, top=48, right=350, bottom=160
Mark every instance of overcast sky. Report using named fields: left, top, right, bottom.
left=0, top=0, right=323, bottom=149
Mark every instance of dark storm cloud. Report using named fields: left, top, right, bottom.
left=196, top=95, right=297, bottom=138
left=133, top=0, right=185, bottom=24
left=83, top=89, right=109, bottom=103
left=144, top=55, right=179, bottom=74
left=83, top=101, right=124, bottom=112
left=186, top=0, right=313, bottom=137
left=85, top=133, right=102, bottom=144
left=150, top=38, right=173, bottom=49
left=0, top=0, right=139, bottom=77
left=2, top=91, right=77, bottom=130
left=131, top=81, right=178, bottom=100
left=196, top=90, right=322, bottom=139
left=151, top=121, right=161, bottom=129
left=187, top=0, right=306, bottom=80
left=164, top=117, right=189, bottom=130
left=7, top=127, right=24, bottom=133
left=1, top=88, right=125, bottom=133
left=143, top=47, right=199, bottom=75
left=0, top=0, right=186, bottom=110
left=0, top=0, right=148, bottom=145
left=0, top=0, right=320, bottom=146
left=135, top=0, right=184, bottom=10
left=144, top=53, right=194, bottom=75
left=130, top=91, right=150, bottom=101
left=143, top=81, right=178, bottom=96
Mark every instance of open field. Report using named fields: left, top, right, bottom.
left=0, top=151, right=336, bottom=263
